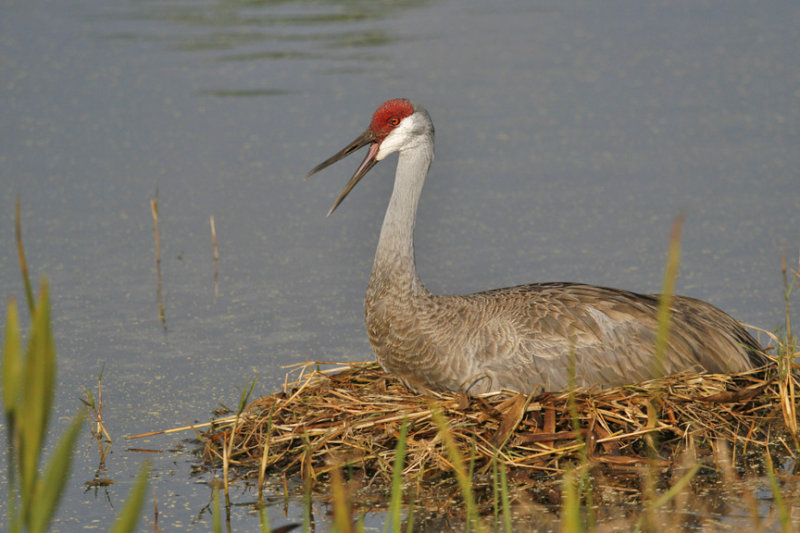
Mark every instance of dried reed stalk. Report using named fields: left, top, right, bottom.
left=210, top=215, right=219, bottom=297
left=150, top=195, right=160, bottom=266
left=197, top=359, right=794, bottom=492
left=150, top=191, right=166, bottom=326
left=210, top=215, right=219, bottom=262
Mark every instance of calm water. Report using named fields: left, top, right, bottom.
left=2, top=0, right=799, bottom=530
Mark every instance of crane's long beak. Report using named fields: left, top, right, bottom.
left=306, top=129, right=380, bottom=216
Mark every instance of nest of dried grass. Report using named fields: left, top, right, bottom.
left=197, top=359, right=796, bottom=487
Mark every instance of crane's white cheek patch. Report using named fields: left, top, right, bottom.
left=377, top=115, right=422, bottom=160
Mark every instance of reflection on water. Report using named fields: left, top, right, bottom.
left=204, top=445, right=798, bottom=532
left=91, top=0, right=431, bottom=98
left=199, top=88, right=294, bottom=97
left=96, top=0, right=428, bottom=52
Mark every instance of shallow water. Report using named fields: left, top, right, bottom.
left=1, top=0, right=799, bottom=530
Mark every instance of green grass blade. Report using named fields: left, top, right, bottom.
left=258, top=406, right=275, bottom=504
left=212, top=485, right=222, bottom=533
left=765, top=450, right=791, bottom=533
left=238, top=377, right=258, bottom=415
left=258, top=504, right=271, bottom=533
left=384, top=418, right=409, bottom=533
left=15, top=196, right=35, bottom=317
left=302, top=475, right=312, bottom=533
left=330, top=466, right=353, bottom=533
left=491, top=456, right=499, bottom=533
left=2, top=298, right=22, bottom=418
left=635, top=462, right=699, bottom=531
left=499, top=461, right=511, bottom=533
left=559, top=468, right=582, bottom=533
left=20, top=282, right=56, bottom=517
left=29, top=411, right=85, bottom=533
left=652, top=215, right=683, bottom=379
left=7, top=498, right=21, bottom=533
left=431, top=407, right=478, bottom=531
left=109, top=461, right=152, bottom=533
left=403, top=490, right=416, bottom=533
left=648, top=463, right=698, bottom=512
left=4, top=299, right=23, bottom=533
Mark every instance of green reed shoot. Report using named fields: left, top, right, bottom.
left=15, top=196, right=35, bottom=315
left=303, top=473, right=313, bottom=533
left=5, top=208, right=150, bottom=531
left=81, top=363, right=112, bottom=463
left=491, top=455, right=499, bottom=531
left=491, top=453, right=512, bottom=533
left=565, top=342, right=594, bottom=530
left=765, top=449, right=791, bottom=533
left=779, top=253, right=798, bottom=438
left=635, top=462, right=699, bottom=532
left=431, top=407, right=481, bottom=532
left=499, top=459, right=511, bottom=533
left=224, top=377, right=258, bottom=504
left=384, top=418, right=409, bottom=533
left=652, top=214, right=683, bottom=380
left=258, top=504, right=271, bottom=533
left=638, top=216, right=685, bottom=531
left=330, top=465, right=354, bottom=533
left=4, top=285, right=153, bottom=533
left=3, top=284, right=85, bottom=533
left=560, top=468, right=583, bottom=533
left=258, top=405, right=275, bottom=504
left=109, top=461, right=152, bottom=533
left=212, top=484, right=222, bottom=533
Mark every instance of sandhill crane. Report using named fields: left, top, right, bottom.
left=307, top=98, right=766, bottom=395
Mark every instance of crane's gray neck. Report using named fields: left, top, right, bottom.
left=370, top=143, right=433, bottom=292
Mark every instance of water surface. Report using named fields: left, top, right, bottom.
left=1, top=0, right=799, bottom=529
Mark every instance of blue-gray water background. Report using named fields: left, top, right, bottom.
left=2, top=0, right=799, bottom=530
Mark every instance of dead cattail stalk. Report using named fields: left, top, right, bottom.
left=779, top=253, right=797, bottom=436
left=151, top=192, right=160, bottom=265
left=783, top=253, right=793, bottom=350
left=210, top=215, right=219, bottom=297
left=81, top=365, right=111, bottom=464
left=210, top=215, right=219, bottom=262
left=151, top=190, right=166, bottom=327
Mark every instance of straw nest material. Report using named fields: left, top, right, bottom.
left=197, top=358, right=797, bottom=486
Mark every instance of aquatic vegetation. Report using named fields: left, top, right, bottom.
left=3, top=204, right=150, bottom=533
left=188, top=353, right=794, bottom=529
left=3, top=285, right=84, bottom=533
left=189, top=245, right=800, bottom=530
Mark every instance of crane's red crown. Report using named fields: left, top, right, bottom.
left=370, top=99, right=415, bottom=141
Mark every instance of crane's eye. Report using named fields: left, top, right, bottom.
left=390, top=117, right=400, bottom=126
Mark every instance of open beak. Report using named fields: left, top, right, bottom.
left=306, top=129, right=380, bottom=216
